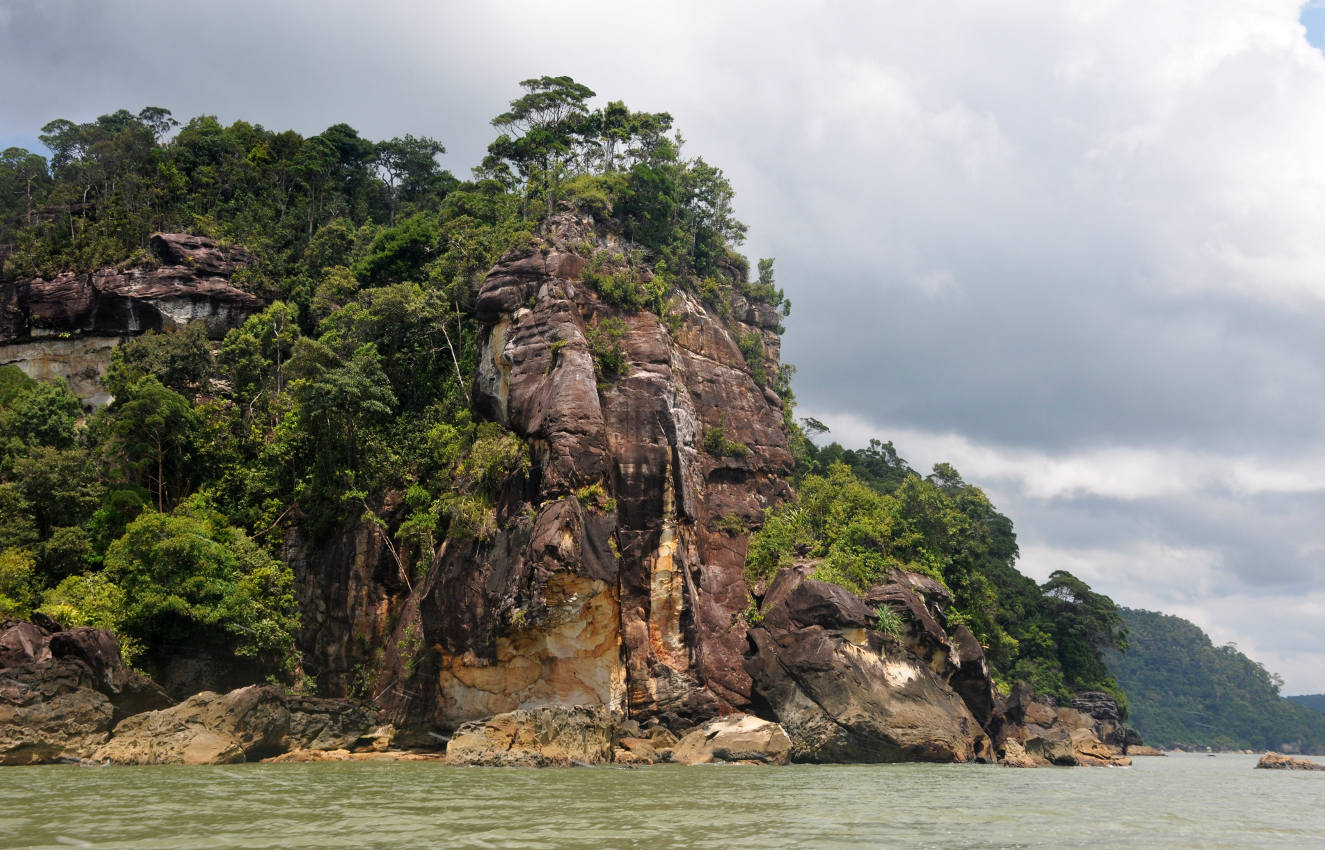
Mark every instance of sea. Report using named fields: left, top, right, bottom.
left=1, top=752, right=1321, bottom=849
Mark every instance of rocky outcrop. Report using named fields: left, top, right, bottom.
left=320, top=213, right=794, bottom=736
left=2, top=233, right=259, bottom=344
left=671, top=714, right=792, bottom=765
left=1, top=232, right=262, bottom=406
left=0, top=618, right=173, bottom=764
left=998, top=685, right=1132, bottom=767
left=1256, top=752, right=1325, bottom=770
left=93, top=684, right=379, bottom=765
left=743, top=566, right=990, bottom=763
left=443, top=705, right=622, bottom=767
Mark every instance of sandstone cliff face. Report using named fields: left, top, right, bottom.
left=0, top=233, right=262, bottom=405
left=305, top=214, right=794, bottom=733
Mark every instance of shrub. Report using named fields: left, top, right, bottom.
left=703, top=425, right=749, bottom=459
left=587, top=317, right=628, bottom=382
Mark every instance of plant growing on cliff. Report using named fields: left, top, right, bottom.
left=737, top=330, right=768, bottom=388
left=702, top=425, right=749, bottom=459
left=98, top=496, right=299, bottom=675
left=587, top=316, right=627, bottom=383
left=874, top=605, right=904, bottom=638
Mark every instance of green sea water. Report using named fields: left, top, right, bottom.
left=1, top=753, right=1320, bottom=849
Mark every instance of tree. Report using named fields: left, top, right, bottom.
left=375, top=134, right=448, bottom=224
left=484, top=75, right=597, bottom=217
left=100, top=376, right=200, bottom=511
left=0, top=147, right=51, bottom=228
left=103, top=498, right=298, bottom=671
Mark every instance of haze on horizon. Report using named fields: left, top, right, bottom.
left=3, top=0, right=1324, bottom=693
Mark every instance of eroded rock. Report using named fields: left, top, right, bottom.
left=0, top=619, right=172, bottom=764
left=672, top=714, right=792, bottom=765
left=443, top=705, right=621, bottom=767
left=93, top=684, right=378, bottom=765
left=743, top=567, right=987, bottom=763
left=1256, top=752, right=1325, bottom=770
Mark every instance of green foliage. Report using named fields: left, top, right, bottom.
left=105, top=323, right=214, bottom=396
left=748, top=446, right=1127, bottom=701
left=874, top=605, right=904, bottom=638
left=575, top=481, right=617, bottom=513
left=737, top=331, right=768, bottom=387
left=103, top=497, right=298, bottom=671
left=1108, top=608, right=1325, bottom=752
left=0, top=548, right=38, bottom=618
left=703, top=426, right=750, bottom=459
left=1, top=80, right=781, bottom=691
left=587, top=316, right=627, bottom=382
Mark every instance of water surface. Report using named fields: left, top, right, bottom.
left=2, top=753, right=1321, bottom=849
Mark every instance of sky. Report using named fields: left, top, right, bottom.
left=3, top=0, right=1324, bottom=693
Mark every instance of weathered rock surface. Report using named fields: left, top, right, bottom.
left=998, top=684, right=1132, bottom=767
left=672, top=714, right=792, bottom=765
left=1256, top=752, right=1325, bottom=770
left=319, top=213, right=794, bottom=736
left=0, top=619, right=173, bottom=764
left=2, top=233, right=259, bottom=344
left=93, top=684, right=379, bottom=765
left=743, top=566, right=988, bottom=763
left=1, top=232, right=262, bottom=407
left=443, top=705, right=621, bottom=767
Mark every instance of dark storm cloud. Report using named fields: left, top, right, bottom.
left=4, top=0, right=1324, bottom=690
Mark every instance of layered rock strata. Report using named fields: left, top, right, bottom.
left=0, top=232, right=262, bottom=406
left=0, top=618, right=173, bottom=764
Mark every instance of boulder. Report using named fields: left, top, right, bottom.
left=93, top=685, right=378, bottom=765
left=1256, top=752, right=1325, bottom=771
left=0, top=619, right=173, bottom=764
left=672, top=714, right=792, bottom=765
left=443, top=705, right=621, bottom=767
left=0, top=662, right=114, bottom=765
left=744, top=568, right=986, bottom=763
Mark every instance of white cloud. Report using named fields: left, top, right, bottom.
left=806, top=409, right=1325, bottom=501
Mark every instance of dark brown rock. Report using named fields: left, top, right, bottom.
left=1, top=232, right=261, bottom=345
left=744, top=568, right=986, bottom=763
left=327, top=213, right=794, bottom=737
left=0, top=619, right=174, bottom=763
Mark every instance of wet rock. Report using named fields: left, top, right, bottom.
left=93, top=685, right=378, bottom=765
left=443, top=705, right=621, bottom=767
left=672, top=714, right=792, bottom=765
left=744, top=568, right=985, bottom=763
left=1256, top=752, right=1325, bottom=770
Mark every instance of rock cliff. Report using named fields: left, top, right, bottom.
left=0, top=232, right=262, bottom=405
left=299, top=213, right=793, bottom=735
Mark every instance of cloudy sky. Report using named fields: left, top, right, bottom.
left=4, top=0, right=1324, bottom=692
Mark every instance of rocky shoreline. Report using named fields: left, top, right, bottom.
left=2, top=597, right=1139, bottom=768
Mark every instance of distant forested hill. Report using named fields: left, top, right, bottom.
left=1288, top=694, right=1325, bottom=713
left=1107, top=608, right=1325, bottom=753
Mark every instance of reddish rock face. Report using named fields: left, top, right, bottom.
left=0, top=232, right=261, bottom=345
left=339, top=214, right=792, bottom=732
